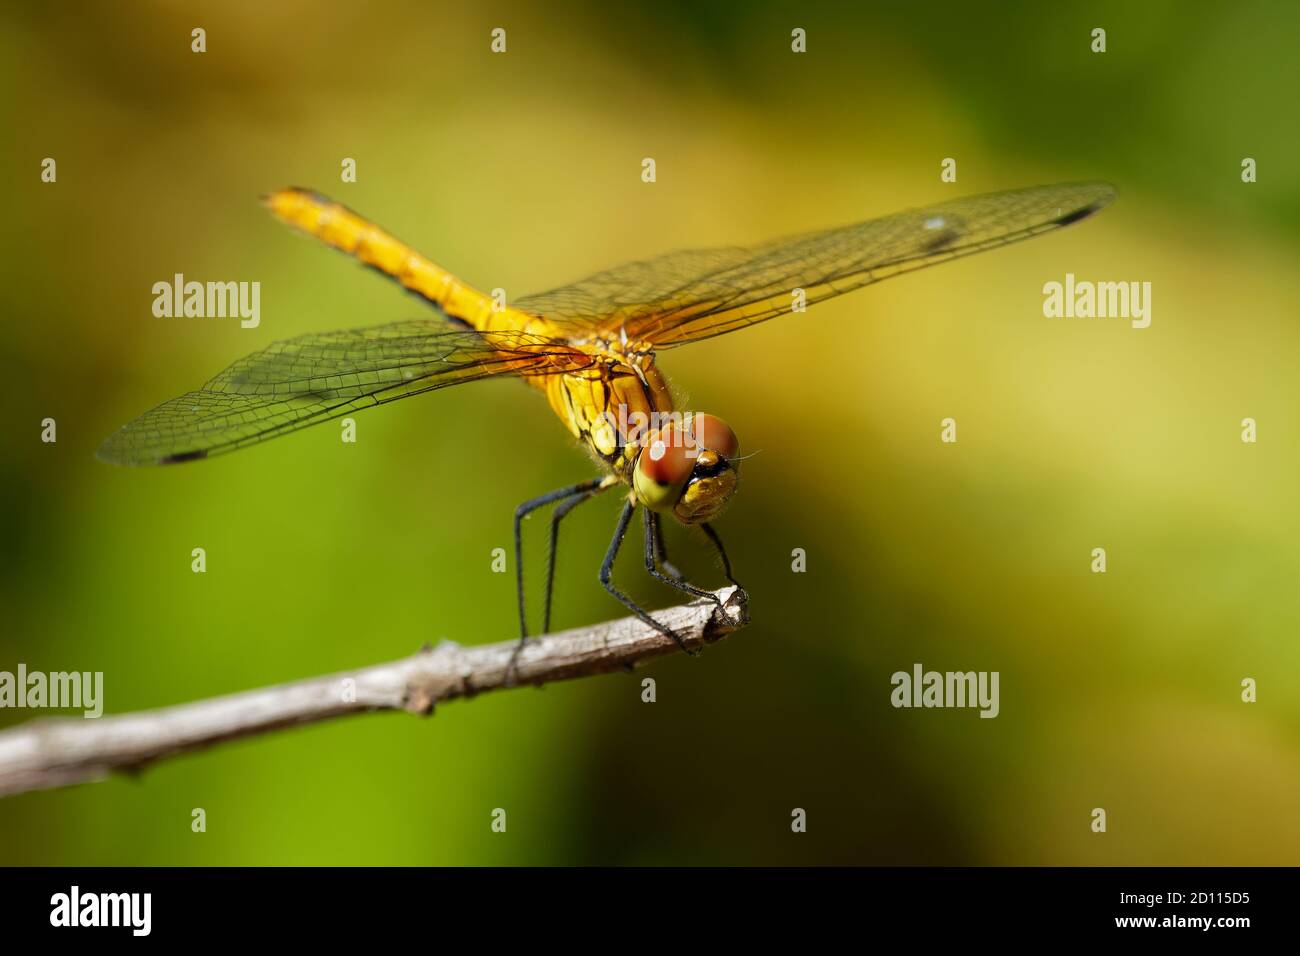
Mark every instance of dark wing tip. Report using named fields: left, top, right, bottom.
left=1053, top=182, right=1117, bottom=226
left=159, top=449, right=209, bottom=465
left=96, top=434, right=208, bottom=467
left=1052, top=204, right=1102, bottom=227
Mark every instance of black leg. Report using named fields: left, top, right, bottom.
left=649, top=511, right=685, bottom=582
left=700, top=522, right=746, bottom=600
left=600, top=500, right=695, bottom=655
left=542, top=485, right=606, bottom=634
left=644, top=510, right=726, bottom=612
left=515, top=478, right=605, bottom=639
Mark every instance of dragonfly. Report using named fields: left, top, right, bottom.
left=99, top=182, right=1115, bottom=652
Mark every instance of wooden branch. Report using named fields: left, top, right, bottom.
left=0, top=587, right=747, bottom=798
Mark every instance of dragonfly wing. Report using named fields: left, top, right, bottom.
left=98, top=322, right=591, bottom=465
left=515, top=182, right=1115, bottom=348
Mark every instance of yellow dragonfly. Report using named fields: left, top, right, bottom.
left=100, top=182, right=1114, bottom=650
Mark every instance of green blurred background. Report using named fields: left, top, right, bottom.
left=3, top=0, right=1298, bottom=865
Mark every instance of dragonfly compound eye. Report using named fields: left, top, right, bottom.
left=634, top=425, right=694, bottom=512
left=689, top=413, right=739, bottom=460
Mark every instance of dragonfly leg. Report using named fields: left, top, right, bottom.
left=649, top=511, right=685, bottom=582
left=700, top=522, right=747, bottom=605
left=514, top=477, right=607, bottom=640
left=600, top=500, right=696, bottom=656
left=542, top=483, right=608, bottom=634
left=643, top=510, right=726, bottom=614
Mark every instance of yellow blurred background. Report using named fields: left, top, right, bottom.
left=2, top=0, right=1298, bottom=864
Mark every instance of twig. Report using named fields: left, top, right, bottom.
left=0, top=587, right=748, bottom=798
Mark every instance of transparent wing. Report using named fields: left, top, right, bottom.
left=98, top=322, right=592, bottom=465
left=514, top=182, right=1115, bottom=348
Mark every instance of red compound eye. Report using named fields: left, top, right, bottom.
left=691, top=413, right=739, bottom=459
left=638, top=425, right=693, bottom=486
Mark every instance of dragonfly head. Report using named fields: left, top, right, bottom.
left=633, top=413, right=740, bottom=525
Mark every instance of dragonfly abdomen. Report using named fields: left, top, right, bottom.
left=265, top=187, right=551, bottom=337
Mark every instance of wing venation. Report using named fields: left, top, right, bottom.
left=514, top=182, right=1115, bottom=347
left=98, top=322, right=589, bottom=465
